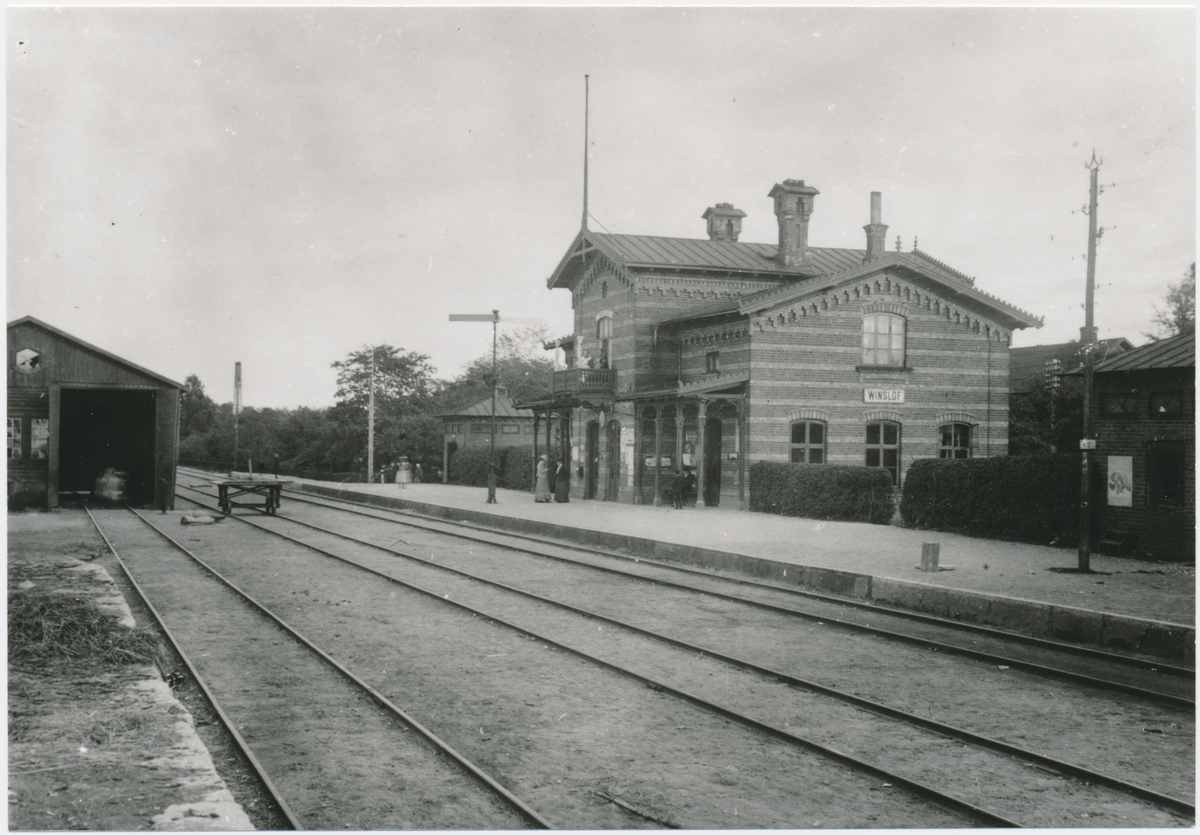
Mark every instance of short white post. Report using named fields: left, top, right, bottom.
left=921, top=542, right=940, bottom=572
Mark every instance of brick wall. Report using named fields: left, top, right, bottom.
left=1093, top=366, right=1195, bottom=560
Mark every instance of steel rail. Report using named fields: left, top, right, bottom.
left=122, top=505, right=554, bottom=830
left=83, top=505, right=305, bottom=830
left=170, top=491, right=1023, bottom=828
left=175, top=488, right=1197, bottom=822
left=273, top=482, right=1195, bottom=680
left=178, top=479, right=1194, bottom=706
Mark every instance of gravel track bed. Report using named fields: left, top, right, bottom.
left=162, top=498, right=976, bottom=829
left=106, top=510, right=536, bottom=831
left=243, top=495, right=1193, bottom=827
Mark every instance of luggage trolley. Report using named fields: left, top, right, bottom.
left=217, top=479, right=291, bottom=516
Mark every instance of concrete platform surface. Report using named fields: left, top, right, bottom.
left=272, top=478, right=1195, bottom=663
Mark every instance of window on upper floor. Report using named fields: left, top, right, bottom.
left=862, top=313, right=906, bottom=367
left=706, top=351, right=720, bottom=374
left=938, top=423, right=972, bottom=459
left=790, top=421, right=826, bottom=464
left=1150, top=391, right=1184, bottom=418
left=1100, top=393, right=1138, bottom=417
left=596, top=316, right=613, bottom=369
left=7, top=418, right=22, bottom=460
left=865, top=420, right=901, bottom=484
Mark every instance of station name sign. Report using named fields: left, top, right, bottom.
left=864, top=389, right=905, bottom=404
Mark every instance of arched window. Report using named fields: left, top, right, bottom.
left=939, top=423, right=972, bottom=459
left=789, top=421, right=826, bottom=463
left=862, top=313, right=906, bottom=366
left=596, top=315, right=613, bottom=369
left=865, top=420, right=901, bottom=484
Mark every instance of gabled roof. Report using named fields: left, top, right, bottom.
left=1093, top=331, right=1195, bottom=373
left=439, top=389, right=530, bottom=420
left=547, top=229, right=866, bottom=290
left=1010, top=337, right=1134, bottom=394
left=7, top=315, right=184, bottom=389
left=730, top=251, right=1042, bottom=331
left=548, top=229, right=1041, bottom=332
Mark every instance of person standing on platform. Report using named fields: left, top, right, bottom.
left=396, top=457, right=411, bottom=490
left=535, top=454, right=551, bottom=502
left=413, top=463, right=423, bottom=484
left=554, top=458, right=570, bottom=503
left=669, top=466, right=684, bottom=509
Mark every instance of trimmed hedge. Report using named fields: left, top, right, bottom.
left=749, top=462, right=895, bottom=525
left=449, top=445, right=536, bottom=491
left=899, top=454, right=1078, bottom=544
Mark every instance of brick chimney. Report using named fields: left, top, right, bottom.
left=862, top=192, right=888, bottom=263
left=769, top=180, right=819, bottom=270
left=702, top=203, right=747, bottom=242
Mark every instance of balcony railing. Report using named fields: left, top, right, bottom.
left=552, top=368, right=617, bottom=399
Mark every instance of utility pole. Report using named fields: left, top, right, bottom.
left=367, top=347, right=376, bottom=483
left=232, top=362, right=241, bottom=477
left=450, top=310, right=501, bottom=503
left=1078, top=152, right=1101, bottom=572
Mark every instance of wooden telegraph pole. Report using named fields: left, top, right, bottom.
left=232, top=361, right=242, bottom=477
left=450, top=310, right=501, bottom=503
left=367, top=348, right=376, bottom=483
left=1078, top=152, right=1101, bottom=572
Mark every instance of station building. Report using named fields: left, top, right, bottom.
left=7, top=316, right=182, bottom=510
left=521, top=180, right=1042, bottom=508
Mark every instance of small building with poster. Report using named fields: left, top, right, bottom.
left=1088, top=331, right=1194, bottom=560
left=7, top=316, right=182, bottom=510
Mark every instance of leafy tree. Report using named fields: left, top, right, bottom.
left=179, top=374, right=217, bottom=438
left=332, top=345, right=437, bottom=413
left=1148, top=263, right=1196, bottom=340
left=1008, top=376, right=1084, bottom=455
left=438, top=325, right=554, bottom=410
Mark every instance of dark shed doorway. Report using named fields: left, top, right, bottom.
left=60, top=389, right=157, bottom=504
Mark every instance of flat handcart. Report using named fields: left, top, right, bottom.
left=217, top=480, right=291, bottom=516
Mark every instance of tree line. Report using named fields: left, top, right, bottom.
left=178, top=326, right=553, bottom=481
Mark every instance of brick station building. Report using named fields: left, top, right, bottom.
left=521, top=180, right=1042, bottom=508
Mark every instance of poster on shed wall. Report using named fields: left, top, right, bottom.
left=1107, top=456, right=1134, bottom=507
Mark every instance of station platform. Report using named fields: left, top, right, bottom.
left=280, top=478, right=1196, bottom=664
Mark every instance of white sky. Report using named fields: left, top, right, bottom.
left=7, top=6, right=1195, bottom=409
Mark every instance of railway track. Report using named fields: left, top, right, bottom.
left=166, top=474, right=1193, bottom=827
left=214, top=474, right=1195, bottom=704
left=84, top=504, right=549, bottom=831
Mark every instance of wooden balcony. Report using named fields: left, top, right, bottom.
left=552, top=368, right=617, bottom=399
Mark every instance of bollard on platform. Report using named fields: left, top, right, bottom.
left=920, top=542, right=940, bottom=572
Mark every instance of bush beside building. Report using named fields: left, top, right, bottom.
left=749, top=461, right=895, bottom=524
left=900, top=455, right=1078, bottom=544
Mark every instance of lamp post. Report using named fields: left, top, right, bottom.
left=450, top=310, right=500, bottom=503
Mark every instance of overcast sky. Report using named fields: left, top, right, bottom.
left=8, top=6, right=1195, bottom=409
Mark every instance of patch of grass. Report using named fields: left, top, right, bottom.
left=8, top=591, right=162, bottom=673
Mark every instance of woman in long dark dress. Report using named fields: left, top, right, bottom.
left=554, top=458, right=570, bottom=503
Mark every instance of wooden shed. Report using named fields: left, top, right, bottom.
left=7, top=316, right=183, bottom=510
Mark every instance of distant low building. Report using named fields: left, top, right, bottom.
left=1087, top=331, right=1194, bottom=561
left=439, top=388, right=534, bottom=482
left=1009, top=337, right=1133, bottom=396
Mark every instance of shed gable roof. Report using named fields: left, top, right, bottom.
left=1093, top=331, right=1195, bottom=373
left=7, top=316, right=184, bottom=389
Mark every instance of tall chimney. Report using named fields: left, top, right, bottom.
left=863, top=191, right=888, bottom=263
left=702, top=203, right=747, bottom=242
left=769, top=180, right=819, bottom=270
